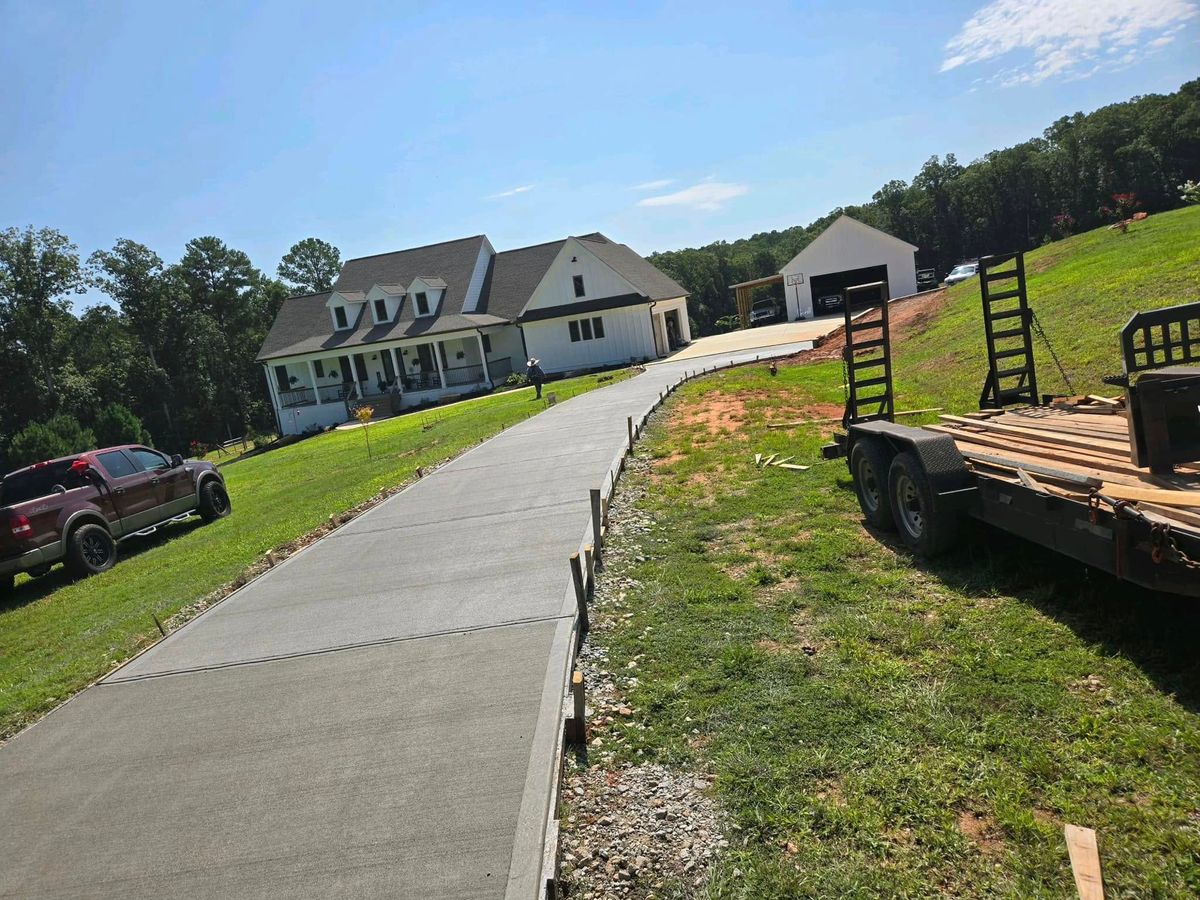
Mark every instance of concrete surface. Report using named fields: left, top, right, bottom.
left=654, top=316, right=840, bottom=363
left=0, top=338, right=813, bottom=900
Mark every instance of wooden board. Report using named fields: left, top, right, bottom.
left=938, top=415, right=1132, bottom=457
left=1065, top=825, right=1104, bottom=900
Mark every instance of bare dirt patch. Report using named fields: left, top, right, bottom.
left=957, top=810, right=1004, bottom=854
left=679, top=395, right=748, bottom=436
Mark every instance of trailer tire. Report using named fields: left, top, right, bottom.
left=888, top=451, right=960, bottom=557
left=850, top=439, right=896, bottom=530
left=198, top=480, right=231, bottom=522
left=66, top=523, right=118, bottom=577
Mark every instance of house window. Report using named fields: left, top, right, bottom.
left=482, top=334, right=492, bottom=354
left=374, top=299, right=388, bottom=322
left=573, top=275, right=585, bottom=297
left=568, top=316, right=605, bottom=342
left=592, top=317, right=605, bottom=339
left=415, top=292, right=429, bottom=315
left=580, top=318, right=593, bottom=340
left=315, top=360, right=325, bottom=378
left=333, top=306, right=348, bottom=329
left=569, top=321, right=580, bottom=342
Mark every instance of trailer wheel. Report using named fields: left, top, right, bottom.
left=66, top=523, right=118, bottom=577
left=888, top=451, right=960, bottom=556
left=850, top=439, right=895, bottom=530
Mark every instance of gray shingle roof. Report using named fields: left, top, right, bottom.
left=257, top=232, right=687, bottom=362
left=577, top=235, right=687, bottom=301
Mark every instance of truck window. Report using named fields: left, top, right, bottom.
left=129, top=448, right=170, bottom=471
left=0, top=460, right=81, bottom=506
left=96, top=450, right=138, bottom=479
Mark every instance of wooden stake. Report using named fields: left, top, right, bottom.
left=590, top=489, right=603, bottom=564
left=1064, top=825, right=1104, bottom=900
left=569, top=553, right=589, bottom=637
left=627, top=415, right=634, bottom=452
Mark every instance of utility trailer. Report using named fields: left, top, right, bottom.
left=827, top=254, right=1200, bottom=598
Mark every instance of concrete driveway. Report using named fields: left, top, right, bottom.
left=0, top=337, right=813, bottom=900
left=654, top=316, right=841, bottom=364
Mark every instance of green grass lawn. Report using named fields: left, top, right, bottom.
left=568, top=210, right=1200, bottom=896
left=0, top=369, right=633, bottom=739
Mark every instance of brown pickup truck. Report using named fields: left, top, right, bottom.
left=0, top=445, right=231, bottom=591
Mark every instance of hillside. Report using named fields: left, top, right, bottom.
left=886, top=204, right=1200, bottom=413
left=778, top=205, right=1200, bottom=414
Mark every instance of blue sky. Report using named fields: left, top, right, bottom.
left=2, top=0, right=1197, bottom=309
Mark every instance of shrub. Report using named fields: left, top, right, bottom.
left=92, top=403, right=150, bottom=448
left=7, top=415, right=97, bottom=469
left=505, top=372, right=527, bottom=386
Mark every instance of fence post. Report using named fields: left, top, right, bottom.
left=569, top=553, right=589, bottom=639
left=584, top=545, right=595, bottom=600
left=590, top=489, right=603, bottom=564
left=627, top=416, right=634, bottom=452
left=565, top=670, right=587, bottom=744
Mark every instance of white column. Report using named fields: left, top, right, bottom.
left=475, top=332, right=493, bottom=387
left=263, top=366, right=284, bottom=435
left=432, top=341, right=446, bottom=389
left=307, top=360, right=322, bottom=405
left=389, top=347, right=402, bottom=386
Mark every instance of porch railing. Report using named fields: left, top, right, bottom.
left=401, top=371, right=442, bottom=392
left=318, top=383, right=352, bottom=404
left=488, top=357, right=514, bottom=381
left=279, top=387, right=315, bottom=407
left=441, top=363, right=486, bottom=387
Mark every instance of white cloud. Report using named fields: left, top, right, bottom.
left=487, top=184, right=534, bottom=199
left=629, top=179, right=675, bottom=191
left=940, top=0, right=1198, bottom=85
left=636, top=181, right=748, bottom=212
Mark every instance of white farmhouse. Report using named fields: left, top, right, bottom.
left=257, top=233, right=691, bottom=435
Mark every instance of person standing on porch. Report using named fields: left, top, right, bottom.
left=526, top=358, right=545, bottom=399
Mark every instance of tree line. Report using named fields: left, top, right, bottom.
left=650, top=78, right=1200, bottom=335
left=0, top=232, right=340, bottom=469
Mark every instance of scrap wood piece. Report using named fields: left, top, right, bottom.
left=775, top=463, right=810, bottom=471
left=763, top=453, right=778, bottom=467
left=1064, top=824, right=1104, bottom=900
left=1086, top=394, right=1122, bottom=407
left=958, top=449, right=1101, bottom=488
left=1139, top=501, right=1200, bottom=530
left=939, top=415, right=1132, bottom=457
left=770, top=455, right=795, bottom=467
left=755, top=453, right=763, bottom=466
left=1016, top=467, right=1048, bottom=494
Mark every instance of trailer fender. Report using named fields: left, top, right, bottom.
left=847, top=421, right=978, bottom=513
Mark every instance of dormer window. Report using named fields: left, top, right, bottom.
left=415, top=292, right=430, bottom=315
left=373, top=299, right=389, bottom=323
left=333, top=307, right=349, bottom=329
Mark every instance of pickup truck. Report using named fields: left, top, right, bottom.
left=0, top=445, right=230, bottom=591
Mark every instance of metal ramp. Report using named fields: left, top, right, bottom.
left=978, top=252, right=1039, bottom=408
left=841, top=279, right=894, bottom=427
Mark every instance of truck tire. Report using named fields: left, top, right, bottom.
left=0, top=574, right=12, bottom=594
left=850, top=438, right=895, bottom=530
left=66, top=523, right=118, bottom=577
left=888, top=451, right=960, bottom=557
left=198, top=480, right=231, bottom=522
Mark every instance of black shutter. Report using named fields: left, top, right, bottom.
left=274, top=365, right=289, bottom=391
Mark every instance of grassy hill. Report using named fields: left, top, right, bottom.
left=893, top=205, right=1200, bottom=412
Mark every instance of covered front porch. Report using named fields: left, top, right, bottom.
left=268, top=332, right=513, bottom=434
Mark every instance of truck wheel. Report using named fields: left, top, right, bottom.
left=850, top=439, right=895, bottom=530
left=198, top=480, right=231, bottom=522
left=888, top=451, right=960, bottom=557
left=66, top=523, right=118, bottom=577
left=0, top=574, right=12, bottom=594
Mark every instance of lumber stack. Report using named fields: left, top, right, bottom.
left=927, top=406, right=1200, bottom=530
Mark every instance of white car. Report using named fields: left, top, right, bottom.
left=944, top=262, right=979, bottom=286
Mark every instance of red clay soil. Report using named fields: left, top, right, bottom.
left=774, top=289, right=950, bottom=365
